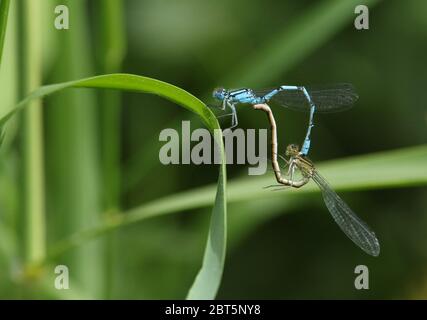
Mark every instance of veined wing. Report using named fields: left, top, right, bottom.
left=312, top=171, right=380, bottom=256
left=254, top=83, right=358, bottom=113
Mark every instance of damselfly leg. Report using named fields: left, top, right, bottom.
left=229, top=103, right=238, bottom=129
left=216, top=100, right=238, bottom=131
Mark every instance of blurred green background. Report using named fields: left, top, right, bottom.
left=0, top=0, right=427, bottom=299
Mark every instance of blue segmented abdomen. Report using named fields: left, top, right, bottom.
left=230, top=89, right=265, bottom=104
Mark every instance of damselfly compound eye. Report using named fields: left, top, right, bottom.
left=212, top=87, right=225, bottom=99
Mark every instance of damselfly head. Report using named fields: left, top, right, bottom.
left=212, top=87, right=226, bottom=100
left=285, top=144, right=300, bottom=157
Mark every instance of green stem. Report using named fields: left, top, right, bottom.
left=96, top=0, right=126, bottom=299
left=97, top=0, right=125, bottom=214
left=20, top=0, right=46, bottom=267
left=0, top=0, right=11, bottom=64
left=45, top=0, right=102, bottom=297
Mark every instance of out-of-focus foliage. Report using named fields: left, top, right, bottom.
left=0, top=0, right=427, bottom=299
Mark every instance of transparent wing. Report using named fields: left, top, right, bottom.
left=312, top=171, right=380, bottom=256
left=253, top=83, right=358, bottom=113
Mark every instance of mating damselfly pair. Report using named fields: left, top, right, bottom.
left=213, top=84, right=380, bottom=256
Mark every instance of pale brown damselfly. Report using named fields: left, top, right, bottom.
left=252, top=104, right=380, bottom=256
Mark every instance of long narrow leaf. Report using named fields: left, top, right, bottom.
left=0, top=0, right=11, bottom=65
left=0, top=73, right=227, bottom=299
left=47, top=144, right=427, bottom=259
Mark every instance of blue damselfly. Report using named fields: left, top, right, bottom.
left=213, top=84, right=358, bottom=155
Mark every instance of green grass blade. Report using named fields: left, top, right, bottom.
left=0, top=0, right=10, bottom=65
left=1, top=74, right=219, bottom=130
left=0, top=0, right=17, bottom=274
left=0, top=0, right=17, bottom=145
left=45, top=144, right=427, bottom=258
left=96, top=0, right=126, bottom=212
left=19, top=0, right=46, bottom=266
left=187, top=132, right=226, bottom=299
left=95, top=0, right=126, bottom=299
left=95, top=0, right=126, bottom=74
left=0, top=73, right=227, bottom=300
left=46, top=0, right=102, bottom=297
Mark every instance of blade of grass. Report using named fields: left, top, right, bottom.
left=46, top=144, right=427, bottom=259
left=1, top=74, right=220, bottom=129
left=186, top=141, right=226, bottom=300
left=19, top=0, right=46, bottom=267
left=45, top=0, right=102, bottom=297
left=0, top=0, right=10, bottom=65
left=0, top=0, right=17, bottom=272
left=0, top=73, right=227, bottom=299
left=0, top=0, right=17, bottom=147
left=96, top=0, right=125, bottom=212
left=95, top=0, right=126, bottom=299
